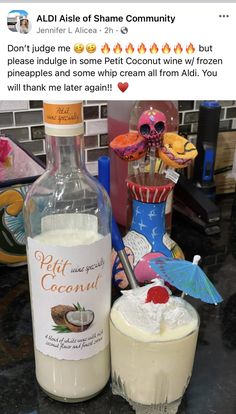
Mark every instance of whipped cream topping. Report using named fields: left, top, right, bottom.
left=111, top=279, right=198, bottom=341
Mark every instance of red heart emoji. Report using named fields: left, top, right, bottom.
left=118, top=82, right=129, bottom=92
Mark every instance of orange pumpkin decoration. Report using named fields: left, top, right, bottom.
left=158, top=133, right=198, bottom=169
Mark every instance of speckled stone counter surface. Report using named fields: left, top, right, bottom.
left=0, top=195, right=236, bottom=414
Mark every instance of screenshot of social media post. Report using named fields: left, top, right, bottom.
left=0, top=3, right=235, bottom=414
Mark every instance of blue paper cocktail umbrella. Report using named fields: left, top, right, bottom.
left=149, top=255, right=223, bottom=305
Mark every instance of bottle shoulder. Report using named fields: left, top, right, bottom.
left=26, top=169, right=107, bottom=196
left=24, top=168, right=111, bottom=215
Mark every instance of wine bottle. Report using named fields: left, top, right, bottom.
left=24, top=101, right=112, bottom=402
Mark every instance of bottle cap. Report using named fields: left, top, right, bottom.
left=43, top=101, right=84, bottom=136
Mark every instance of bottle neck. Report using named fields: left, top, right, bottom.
left=45, top=134, right=85, bottom=173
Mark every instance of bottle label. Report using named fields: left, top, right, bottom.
left=43, top=101, right=84, bottom=136
left=27, top=234, right=111, bottom=361
left=44, top=102, right=83, bottom=126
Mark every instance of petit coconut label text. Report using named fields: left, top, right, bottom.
left=27, top=235, right=111, bottom=360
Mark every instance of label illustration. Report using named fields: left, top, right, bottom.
left=27, top=233, right=111, bottom=361
left=51, top=302, right=94, bottom=333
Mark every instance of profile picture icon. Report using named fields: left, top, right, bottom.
left=7, top=10, right=32, bottom=34
left=17, top=17, right=31, bottom=34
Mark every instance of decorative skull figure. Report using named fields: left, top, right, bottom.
left=138, top=109, right=166, bottom=148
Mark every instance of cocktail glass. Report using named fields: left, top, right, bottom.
left=110, top=298, right=199, bottom=414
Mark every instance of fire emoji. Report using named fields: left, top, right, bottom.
left=101, top=43, right=110, bottom=54
left=113, top=43, right=122, bottom=54
left=125, top=43, right=134, bottom=54
left=186, top=43, right=195, bottom=54
left=150, top=43, right=159, bottom=54
left=174, top=43, right=183, bottom=54
left=138, top=43, right=147, bottom=54
left=162, top=43, right=171, bottom=54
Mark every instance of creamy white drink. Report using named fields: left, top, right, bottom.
left=35, top=346, right=110, bottom=400
left=110, top=279, right=199, bottom=412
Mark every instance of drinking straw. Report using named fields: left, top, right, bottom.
left=111, top=217, right=139, bottom=289
left=98, top=156, right=139, bottom=289
left=149, top=147, right=156, bottom=178
left=132, top=160, right=140, bottom=176
left=157, top=159, right=166, bottom=174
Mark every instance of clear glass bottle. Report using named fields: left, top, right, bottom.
left=24, top=101, right=111, bottom=402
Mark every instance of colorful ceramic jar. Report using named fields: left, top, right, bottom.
left=112, top=173, right=184, bottom=289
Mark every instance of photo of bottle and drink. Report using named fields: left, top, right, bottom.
left=0, top=2, right=235, bottom=414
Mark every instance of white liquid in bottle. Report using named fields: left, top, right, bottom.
left=29, top=228, right=110, bottom=401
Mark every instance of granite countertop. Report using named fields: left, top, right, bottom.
left=0, top=196, right=236, bottom=414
